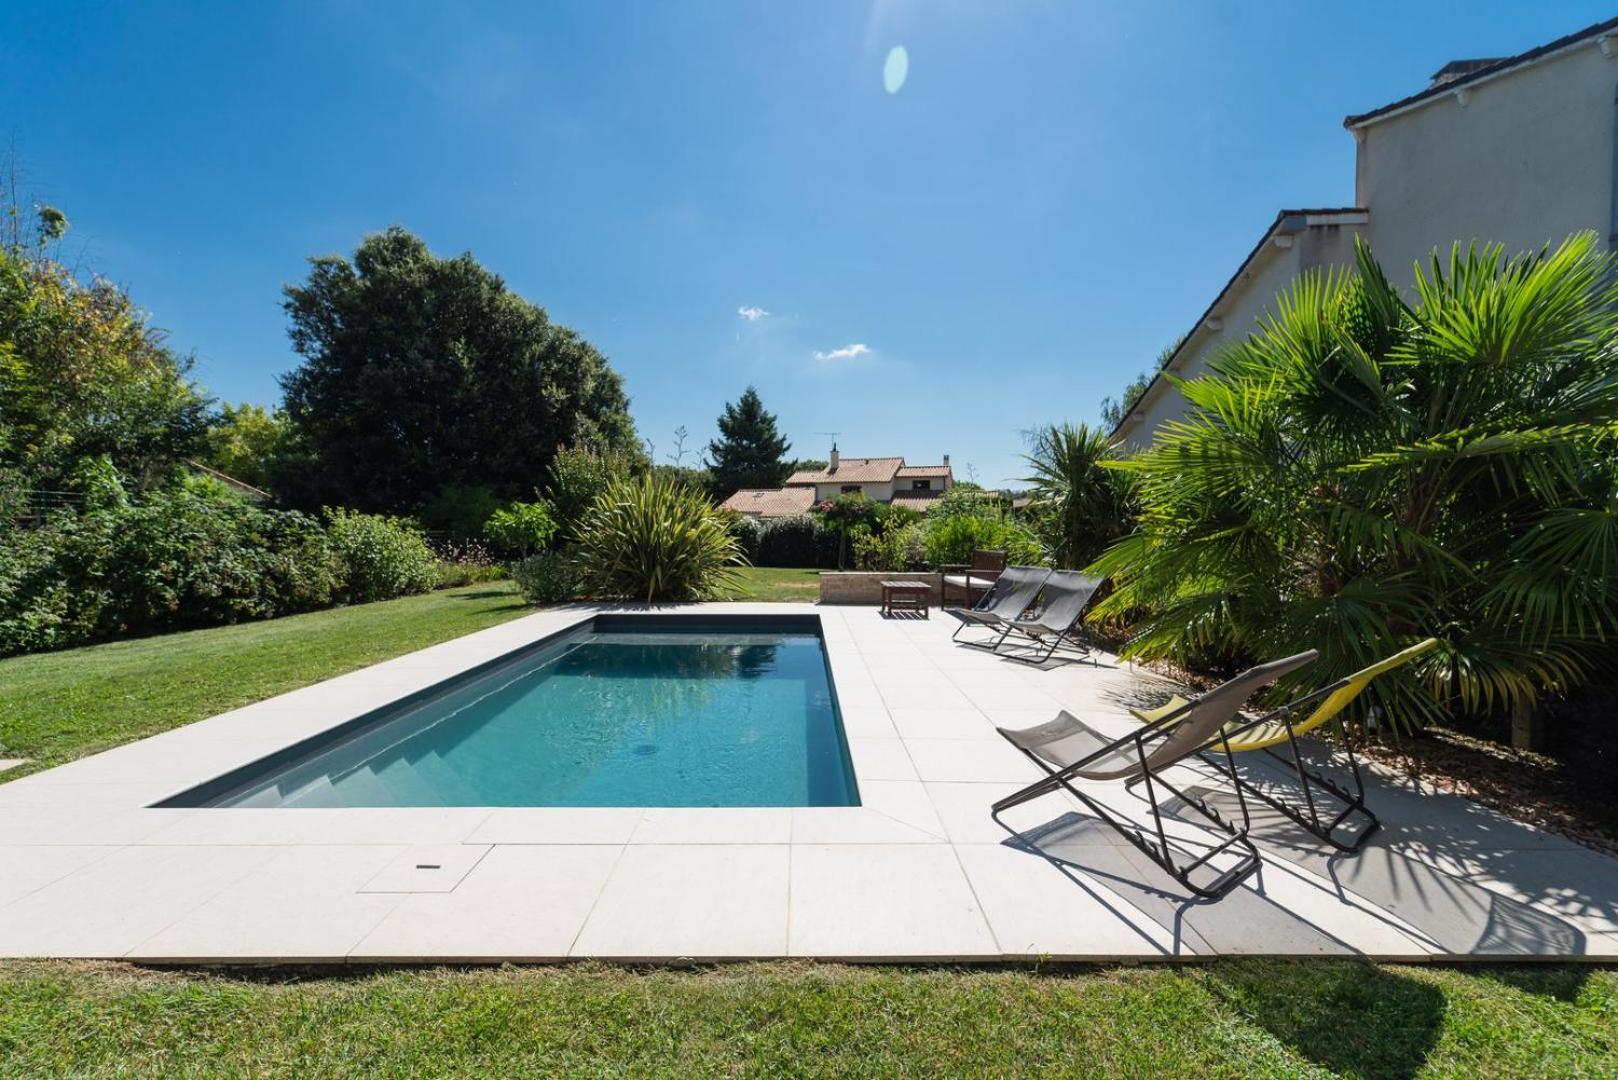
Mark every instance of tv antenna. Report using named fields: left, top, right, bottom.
left=813, top=431, right=841, bottom=445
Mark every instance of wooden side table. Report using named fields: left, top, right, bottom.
left=880, top=579, right=931, bottom=617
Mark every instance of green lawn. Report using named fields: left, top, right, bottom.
left=728, top=565, right=822, bottom=602
left=0, top=960, right=1613, bottom=1077
left=0, top=583, right=532, bottom=778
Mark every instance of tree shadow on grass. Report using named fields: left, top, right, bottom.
left=447, top=588, right=521, bottom=602
left=1204, top=960, right=1445, bottom=1080
left=1465, top=963, right=1592, bottom=1003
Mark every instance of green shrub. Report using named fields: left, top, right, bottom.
left=324, top=508, right=438, bottom=603
left=511, top=549, right=581, bottom=605
left=0, top=482, right=343, bottom=654
left=852, top=523, right=926, bottom=572
left=724, top=513, right=765, bottom=563
left=545, top=445, right=636, bottom=539
left=572, top=473, right=745, bottom=601
left=483, top=500, right=559, bottom=557
left=755, top=514, right=839, bottom=568
left=922, top=511, right=1042, bottom=567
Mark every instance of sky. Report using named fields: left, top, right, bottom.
left=2, top=1, right=1610, bottom=487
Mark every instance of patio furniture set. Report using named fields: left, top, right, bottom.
left=944, top=560, right=1439, bottom=900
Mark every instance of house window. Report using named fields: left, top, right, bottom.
left=840, top=484, right=861, bottom=494
left=911, top=479, right=931, bottom=490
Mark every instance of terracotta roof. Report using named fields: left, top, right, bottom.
left=785, top=457, right=903, bottom=484
left=895, top=464, right=952, bottom=478
left=888, top=490, right=948, bottom=513
left=1343, top=16, right=1618, bottom=128
left=719, top=486, right=817, bottom=518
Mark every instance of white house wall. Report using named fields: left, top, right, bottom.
left=1119, top=222, right=1362, bottom=449
left=1356, top=39, right=1618, bottom=283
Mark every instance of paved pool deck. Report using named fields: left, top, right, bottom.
left=2, top=602, right=1615, bottom=963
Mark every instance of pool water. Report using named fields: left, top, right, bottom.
left=202, top=620, right=859, bottom=808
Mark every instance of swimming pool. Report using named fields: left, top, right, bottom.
left=162, top=615, right=859, bottom=809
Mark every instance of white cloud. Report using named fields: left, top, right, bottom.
left=737, top=305, right=769, bottom=321
left=813, top=343, right=872, bottom=362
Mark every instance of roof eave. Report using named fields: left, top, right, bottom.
left=1107, top=208, right=1368, bottom=438
left=1343, top=15, right=1618, bottom=129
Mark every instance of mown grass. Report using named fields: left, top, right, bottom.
left=0, top=583, right=531, bottom=778
left=0, top=960, right=1613, bottom=1078
left=727, top=566, right=822, bottom=602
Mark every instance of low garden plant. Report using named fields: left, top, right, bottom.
left=571, top=472, right=745, bottom=601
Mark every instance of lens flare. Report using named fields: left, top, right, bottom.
left=883, top=46, right=909, bottom=94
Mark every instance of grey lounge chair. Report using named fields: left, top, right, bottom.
left=951, top=565, right=1051, bottom=646
left=992, top=650, right=1319, bottom=900
left=991, top=570, right=1104, bottom=664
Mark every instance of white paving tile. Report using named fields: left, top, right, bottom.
left=0, top=845, right=277, bottom=957
left=0, top=845, right=118, bottom=906
left=904, top=738, right=1042, bottom=784
left=353, top=845, right=624, bottom=960
left=360, top=844, right=492, bottom=892
left=846, top=737, right=917, bottom=781
left=573, top=844, right=789, bottom=958
left=887, top=708, right=996, bottom=740
left=468, top=808, right=642, bottom=845
left=129, top=846, right=404, bottom=961
left=836, top=706, right=899, bottom=738
left=789, top=844, right=997, bottom=958
left=629, top=808, right=791, bottom=845
left=955, top=843, right=1191, bottom=958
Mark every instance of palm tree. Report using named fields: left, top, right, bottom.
left=1020, top=422, right=1135, bottom=568
left=1090, top=233, right=1618, bottom=733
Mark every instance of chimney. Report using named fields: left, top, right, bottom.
left=942, top=454, right=950, bottom=468
left=829, top=443, right=839, bottom=473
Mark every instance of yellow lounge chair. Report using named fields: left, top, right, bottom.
left=1130, top=639, right=1440, bottom=852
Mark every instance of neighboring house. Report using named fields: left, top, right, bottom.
left=719, top=446, right=954, bottom=518
left=1114, top=15, right=1618, bottom=448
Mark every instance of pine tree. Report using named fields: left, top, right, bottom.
left=705, top=386, right=792, bottom=494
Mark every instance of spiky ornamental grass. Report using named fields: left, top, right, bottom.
left=572, top=472, right=747, bottom=603
left=1089, top=233, right=1618, bottom=733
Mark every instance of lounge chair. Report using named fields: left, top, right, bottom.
left=990, top=570, right=1104, bottom=664
left=951, top=565, right=1051, bottom=646
left=1129, top=638, right=1439, bottom=852
left=992, top=650, right=1319, bottom=900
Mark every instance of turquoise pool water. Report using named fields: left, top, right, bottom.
left=191, top=618, right=858, bottom=808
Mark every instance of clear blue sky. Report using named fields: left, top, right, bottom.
left=3, top=2, right=1609, bottom=486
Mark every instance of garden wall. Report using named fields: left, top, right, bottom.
left=817, top=571, right=943, bottom=605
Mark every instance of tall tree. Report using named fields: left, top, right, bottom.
left=278, top=227, right=639, bottom=514
left=705, top=386, right=791, bottom=494
left=0, top=197, right=206, bottom=488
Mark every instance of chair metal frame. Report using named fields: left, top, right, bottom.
left=992, top=699, right=1262, bottom=901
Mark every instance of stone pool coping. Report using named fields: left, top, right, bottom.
left=2, top=601, right=1616, bottom=963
